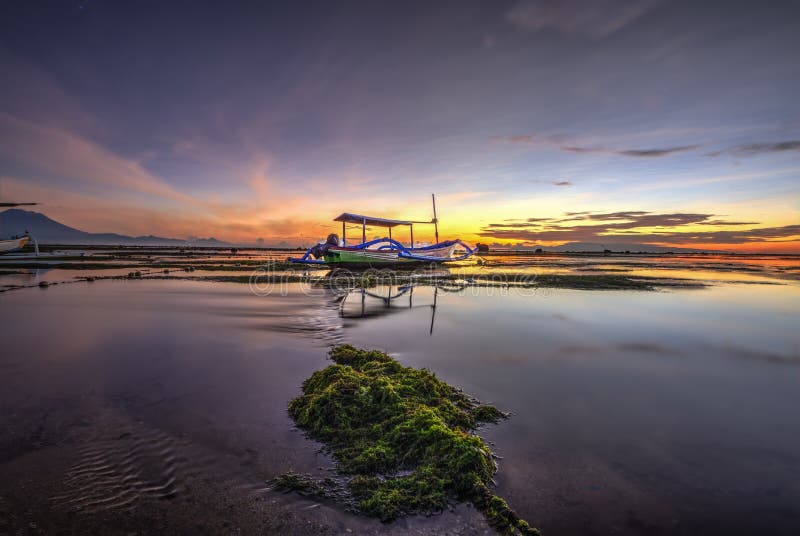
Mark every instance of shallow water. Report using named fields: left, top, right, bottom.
left=338, top=283, right=800, bottom=534
left=1, top=262, right=799, bottom=534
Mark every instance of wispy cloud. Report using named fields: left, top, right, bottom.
left=499, top=131, right=800, bottom=161
left=707, top=140, right=800, bottom=157
left=703, top=220, right=760, bottom=226
left=0, top=113, right=192, bottom=203
left=506, top=134, right=537, bottom=143
left=530, top=179, right=573, bottom=186
left=498, top=133, right=700, bottom=158
left=615, top=146, right=699, bottom=157
left=563, top=144, right=700, bottom=157
left=506, top=0, right=661, bottom=39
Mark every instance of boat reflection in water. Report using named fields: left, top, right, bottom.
left=336, top=283, right=467, bottom=335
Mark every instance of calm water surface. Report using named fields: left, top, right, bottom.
left=1, top=273, right=799, bottom=535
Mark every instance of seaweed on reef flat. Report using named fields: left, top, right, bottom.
left=278, top=344, right=539, bottom=535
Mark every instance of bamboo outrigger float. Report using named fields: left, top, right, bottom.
left=289, top=194, right=477, bottom=267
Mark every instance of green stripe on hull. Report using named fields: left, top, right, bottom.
left=326, top=250, right=409, bottom=263
left=324, top=249, right=436, bottom=267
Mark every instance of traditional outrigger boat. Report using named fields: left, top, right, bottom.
left=0, top=201, right=39, bottom=255
left=0, top=236, right=30, bottom=254
left=289, top=195, right=477, bottom=267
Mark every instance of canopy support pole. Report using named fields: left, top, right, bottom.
left=362, top=218, right=366, bottom=243
left=342, top=221, right=346, bottom=246
left=410, top=224, right=414, bottom=248
left=432, top=193, right=439, bottom=244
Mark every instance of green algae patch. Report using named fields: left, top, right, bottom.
left=272, top=471, right=346, bottom=500
left=282, top=345, right=539, bottom=535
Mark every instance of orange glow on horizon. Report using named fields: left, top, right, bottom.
left=3, top=177, right=798, bottom=253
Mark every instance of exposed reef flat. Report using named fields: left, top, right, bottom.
left=3, top=245, right=797, bottom=294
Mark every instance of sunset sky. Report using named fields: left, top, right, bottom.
left=1, top=1, right=798, bottom=251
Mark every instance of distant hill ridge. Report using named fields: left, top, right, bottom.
left=0, top=209, right=229, bottom=246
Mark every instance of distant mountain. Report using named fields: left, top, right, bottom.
left=0, top=209, right=230, bottom=246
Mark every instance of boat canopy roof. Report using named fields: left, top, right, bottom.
left=333, top=212, right=431, bottom=227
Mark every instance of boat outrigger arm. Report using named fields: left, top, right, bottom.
left=289, top=205, right=478, bottom=266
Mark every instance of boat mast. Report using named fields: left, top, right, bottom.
left=431, top=193, right=439, bottom=244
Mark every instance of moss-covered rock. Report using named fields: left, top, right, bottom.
left=282, top=344, right=539, bottom=535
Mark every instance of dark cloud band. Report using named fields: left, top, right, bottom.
left=478, top=211, right=800, bottom=245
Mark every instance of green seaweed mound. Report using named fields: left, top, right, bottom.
left=286, top=344, right=539, bottom=535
